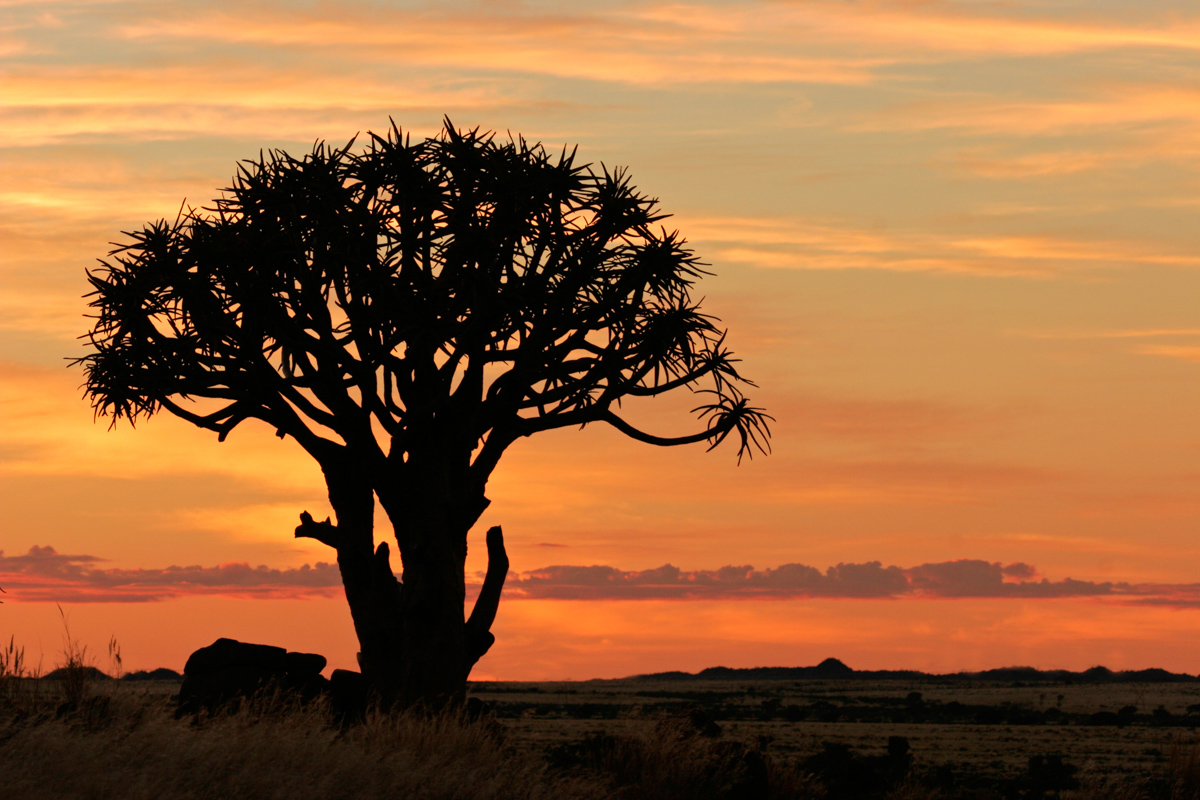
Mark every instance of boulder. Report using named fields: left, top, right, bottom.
left=285, top=651, right=327, bottom=676
left=184, top=638, right=287, bottom=675
left=329, top=669, right=368, bottom=722
left=178, top=638, right=330, bottom=714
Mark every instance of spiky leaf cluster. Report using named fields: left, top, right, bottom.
left=78, top=121, right=770, bottom=478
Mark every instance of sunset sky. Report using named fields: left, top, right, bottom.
left=4, top=0, right=1200, bottom=680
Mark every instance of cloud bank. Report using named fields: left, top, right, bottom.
left=0, top=546, right=341, bottom=603
left=3, top=546, right=1197, bottom=607
left=501, top=559, right=1127, bottom=600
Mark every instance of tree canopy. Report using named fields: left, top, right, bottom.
left=77, top=121, right=771, bottom=479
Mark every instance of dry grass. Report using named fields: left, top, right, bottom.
left=0, top=688, right=815, bottom=800
left=1168, top=735, right=1200, bottom=800
left=0, top=694, right=606, bottom=800
left=6, top=680, right=1200, bottom=800
left=10, top=631, right=1200, bottom=800
left=1062, top=738, right=1200, bottom=800
left=545, top=713, right=813, bottom=800
left=54, top=604, right=95, bottom=708
left=0, top=635, right=42, bottom=709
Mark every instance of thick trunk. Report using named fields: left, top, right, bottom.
left=382, top=471, right=497, bottom=707
left=297, top=465, right=506, bottom=709
left=395, top=527, right=469, bottom=706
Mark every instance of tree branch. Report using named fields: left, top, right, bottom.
left=623, top=360, right=718, bottom=396
left=465, top=526, right=508, bottom=669
left=601, top=409, right=732, bottom=448
left=294, top=511, right=344, bottom=550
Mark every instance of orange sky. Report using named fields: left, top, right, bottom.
left=4, top=0, right=1200, bottom=679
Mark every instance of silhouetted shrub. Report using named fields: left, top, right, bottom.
left=1087, top=711, right=1121, bottom=726
left=799, top=739, right=912, bottom=800
left=976, top=706, right=1006, bottom=724
left=1022, top=754, right=1079, bottom=798
left=566, top=702, right=619, bottom=720
left=759, top=698, right=782, bottom=720
left=783, top=704, right=807, bottom=722
left=810, top=700, right=840, bottom=722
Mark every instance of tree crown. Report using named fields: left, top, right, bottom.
left=77, top=121, right=770, bottom=479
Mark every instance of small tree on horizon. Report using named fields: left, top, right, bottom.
left=75, top=120, right=771, bottom=706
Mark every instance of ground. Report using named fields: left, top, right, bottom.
left=471, top=677, right=1200, bottom=781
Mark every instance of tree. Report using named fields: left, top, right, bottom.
left=76, top=120, right=771, bottom=707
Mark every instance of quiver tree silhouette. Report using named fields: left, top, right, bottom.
left=75, top=120, right=771, bottom=707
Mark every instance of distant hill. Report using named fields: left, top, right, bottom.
left=39, top=667, right=182, bottom=681
left=42, top=666, right=112, bottom=681
left=121, top=668, right=183, bottom=682
left=632, top=658, right=1197, bottom=683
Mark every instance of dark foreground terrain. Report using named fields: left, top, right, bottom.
left=5, top=665, right=1200, bottom=799
left=476, top=672, right=1200, bottom=796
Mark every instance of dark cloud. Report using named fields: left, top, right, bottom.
left=1002, top=562, right=1037, bottom=580
left=4, top=545, right=1197, bottom=608
left=904, top=560, right=1127, bottom=598
left=502, top=558, right=1132, bottom=601
left=0, top=546, right=341, bottom=603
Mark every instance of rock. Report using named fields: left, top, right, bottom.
left=329, top=669, right=368, bottom=722
left=178, top=638, right=329, bottom=714
left=184, top=638, right=287, bottom=676
left=285, top=651, right=327, bottom=676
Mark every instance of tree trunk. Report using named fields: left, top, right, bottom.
left=395, top=523, right=470, bottom=706
left=299, top=468, right=506, bottom=709
left=381, top=469, right=499, bottom=708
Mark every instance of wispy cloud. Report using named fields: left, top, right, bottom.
left=1132, top=345, right=1200, bottom=363
left=111, top=1, right=1200, bottom=74
left=681, top=216, right=1200, bottom=277
left=1016, top=328, right=1200, bottom=340
left=111, top=4, right=884, bottom=87
left=859, top=86, right=1200, bottom=138
left=1008, top=328, right=1200, bottom=364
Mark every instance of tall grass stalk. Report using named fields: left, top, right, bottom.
left=107, top=634, right=123, bottom=681
left=55, top=604, right=94, bottom=707
left=0, top=636, right=26, bottom=702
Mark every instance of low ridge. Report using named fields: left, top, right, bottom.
left=632, top=659, right=1197, bottom=683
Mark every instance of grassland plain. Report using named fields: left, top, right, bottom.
left=472, top=678, right=1200, bottom=781
left=5, top=670, right=1200, bottom=799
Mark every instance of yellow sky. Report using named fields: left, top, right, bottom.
left=3, top=0, right=1200, bottom=678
